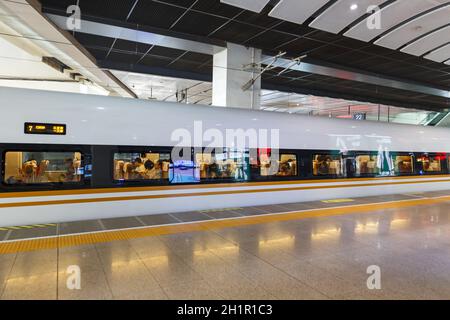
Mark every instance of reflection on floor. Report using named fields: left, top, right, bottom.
left=1, top=193, right=450, bottom=299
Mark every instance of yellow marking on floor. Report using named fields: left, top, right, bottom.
left=199, top=207, right=242, bottom=213
left=1, top=195, right=450, bottom=254
left=321, top=199, right=355, bottom=204
left=0, top=223, right=56, bottom=231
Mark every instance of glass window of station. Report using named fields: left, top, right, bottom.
left=113, top=152, right=171, bottom=181
left=3, top=151, right=83, bottom=185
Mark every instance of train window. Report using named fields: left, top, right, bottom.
left=394, top=155, right=414, bottom=174
left=258, top=150, right=297, bottom=177
left=3, top=151, right=83, bottom=185
left=113, top=152, right=170, bottom=181
left=170, top=159, right=199, bottom=184
left=195, top=149, right=250, bottom=181
left=355, top=155, right=379, bottom=176
left=313, top=154, right=343, bottom=176
left=417, top=154, right=444, bottom=173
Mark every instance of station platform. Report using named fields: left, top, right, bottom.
left=1, top=190, right=450, bottom=300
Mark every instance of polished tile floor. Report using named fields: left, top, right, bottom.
left=1, top=197, right=450, bottom=299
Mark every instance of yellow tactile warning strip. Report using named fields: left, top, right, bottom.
left=199, top=207, right=242, bottom=213
left=1, top=177, right=450, bottom=209
left=0, top=223, right=56, bottom=231
left=1, top=195, right=450, bottom=254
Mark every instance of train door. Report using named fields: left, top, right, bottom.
left=344, top=156, right=356, bottom=178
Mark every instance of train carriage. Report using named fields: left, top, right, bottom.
left=1, top=86, right=450, bottom=227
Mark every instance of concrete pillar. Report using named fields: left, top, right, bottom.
left=212, top=42, right=261, bottom=109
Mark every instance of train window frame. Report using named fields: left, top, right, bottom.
left=392, top=152, right=415, bottom=176
left=448, top=156, right=450, bottom=174
left=312, top=152, right=345, bottom=178
left=353, top=152, right=380, bottom=177
left=111, top=148, right=172, bottom=186
left=416, top=153, right=446, bottom=175
left=194, top=148, right=251, bottom=183
left=251, top=149, right=300, bottom=181
left=296, top=150, right=312, bottom=179
left=1, top=148, right=86, bottom=187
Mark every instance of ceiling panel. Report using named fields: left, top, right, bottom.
left=376, top=5, right=450, bottom=50
left=344, top=0, right=444, bottom=42
left=128, top=1, right=186, bottom=29
left=139, top=54, right=176, bottom=68
left=171, top=11, right=228, bottom=36
left=211, top=20, right=265, bottom=43
left=424, top=43, right=450, bottom=62
left=220, top=0, right=270, bottom=13
left=277, top=37, right=326, bottom=55
left=193, top=0, right=243, bottom=18
left=181, top=51, right=211, bottom=64
left=310, top=0, right=385, bottom=34
left=107, top=50, right=141, bottom=63
left=74, top=33, right=116, bottom=49
left=268, top=0, right=331, bottom=25
left=237, top=10, right=282, bottom=28
left=112, top=39, right=152, bottom=55
left=401, top=25, right=450, bottom=56
left=243, top=30, right=294, bottom=49
left=78, top=0, right=136, bottom=21
left=162, top=0, right=197, bottom=7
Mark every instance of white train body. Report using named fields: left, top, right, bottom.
left=1, top=86, right=450, bottom=227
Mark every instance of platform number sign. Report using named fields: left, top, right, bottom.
left=24, top=122, right=67, bottom=135
left=353, top=113, right=367, bottom=121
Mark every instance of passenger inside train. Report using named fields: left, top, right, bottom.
left=256, top=150, right=297, bottom=177
left=113, top=152, right=170, bottom=181
left=4, top=151, right=82, bottom=185
left=313, top=154, right=343, bottom=176
left=2, top=147, right=450, bottom=189
left=196, top=151, right=247, bottom=180
left=355, top=155, right=379, bottom=175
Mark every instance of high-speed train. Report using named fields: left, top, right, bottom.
left=1, top=86, right=450, bottom=227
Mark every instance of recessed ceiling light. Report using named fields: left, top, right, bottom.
left=350, top=4, right=358, bottom=10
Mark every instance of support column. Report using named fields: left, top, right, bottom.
left=212, top=43, right=261, bottom=109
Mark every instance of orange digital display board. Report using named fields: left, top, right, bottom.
left=24, top=122, right=66, bottom=135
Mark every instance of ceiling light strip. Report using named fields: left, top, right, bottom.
left=374, top=2, right=450, bottom=46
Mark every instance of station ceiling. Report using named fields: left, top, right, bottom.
left=39, top=0, right=450, bottom=111
left=110, top=71, right=433, bottom=125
